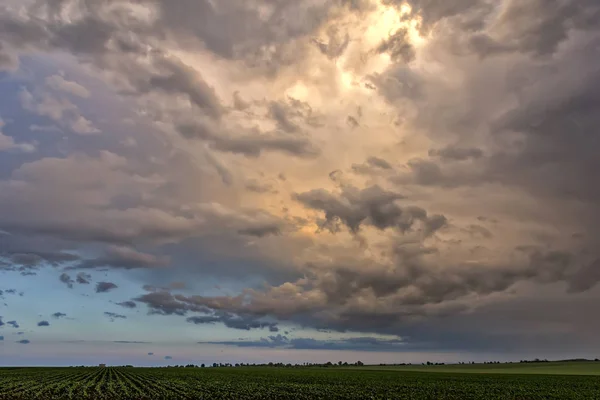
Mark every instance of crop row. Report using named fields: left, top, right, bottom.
left=1, top=367, right=599, bottom=399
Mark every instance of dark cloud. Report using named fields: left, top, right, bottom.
left=7, top=251, right=79, bottom=268
left=7, top=320, right=19, bottom=328
left=366, top=157, right=392, bottom=170
left=104, top=312, right=126, bottom=321
left=59, top=273, right=74, bottom=288
left=52, top=312, right=67, bottom=319
left=202, top=334, right=404, bottom=351
left=186, top=312, right=278, bottom=332
left=113, top=340, right=150, bottom=344
left=269, top=101, right=299, bottom=133
left=75, top=246, right=170, bottom=270
left=164, top=356, right=172, bottom=360
left=0, top=289, right=19, bottom=298
left=237, top=224, right=281, bottom=238
left=177, top=123, right=319, bottom=159
left=76, top=272, right=91, bottom=284
left=150, top=0, right=333, bottom=70
left=0, top=317, right=4, bottom=327
left=376, top=28, right=415, bottom=63
left=153, top=246, right=587, bottom=341
left=148, top=352, right=154, bottom=356
left=351, top=157, right=394, bottom=175
left=245, top=180, right=276, bottom=194
left=17, top=339, right=30, bottom=344
left=135, top=290, right=198, bottom=316
left=0, top=336, right=4, bottom=341
left=428, top=146, right=483, bottom=161
left=116, top=301, right=137, bottom=309
left=96, top=282, right=118, bottom=293
left=295, top=185, right=446, bottom=236
left=126, top=55, right=223, bottom=119
left=1, top=250, right=79, bottom=274
left=469, top=0, right=600, bottom=57
left=392, top=0, right=491, bottom=34
left=463, top=224, right=493, bottom=239
left=37, top=320, right=50, bottom=327
left=346, top=116, right=359, bottom=128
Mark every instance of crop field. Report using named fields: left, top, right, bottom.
left=354, top=361, right=600, bottom=375
left=1, top=364, right=600, bottom=399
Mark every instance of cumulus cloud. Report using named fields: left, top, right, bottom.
left=96, top=282, right=118, bottom=293
left=0, top=119, right=36, bottom=153
left=37, top=320, right=50, bottom=327
left=19, top=88, right=99, bottom=135
left=59, top=273, right=74, bottom=288
left=295, top=185, right=446, bottom=236
left=45, top=75, right=90, bottom=98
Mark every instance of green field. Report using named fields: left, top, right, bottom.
left=1, top=363, right=600, bottom=399
left=354, top=361, right=600, bottom=375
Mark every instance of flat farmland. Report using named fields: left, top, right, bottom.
left=1, top=363, right=600, bottom=399
left=353, top=361, right=600, bottom=375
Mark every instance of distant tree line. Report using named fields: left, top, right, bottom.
left=70, top=358, right=600, bottom=368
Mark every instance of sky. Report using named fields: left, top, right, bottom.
left=0, top=0, right=600, bottom=366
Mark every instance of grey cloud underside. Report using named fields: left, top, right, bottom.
left=187, top=313, right=278, bottom=332
left=72, top=246, right=169, bottom=270
left=116, top=301, right=137, bottom=309
left=294, top=185, right=447, bottom=236
left=132, top=247, right=593, bottom=338
left=96, top=282, right=118, bottom=293
left=1, top=251, right=79, bottom=275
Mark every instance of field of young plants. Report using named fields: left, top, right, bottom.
left=1, top=365, right=599, bottom=399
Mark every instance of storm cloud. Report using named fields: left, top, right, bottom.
left=0, top=0, right=599, bottom=359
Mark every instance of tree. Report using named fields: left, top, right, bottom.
left=201, top=364, right=205, bottom=368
